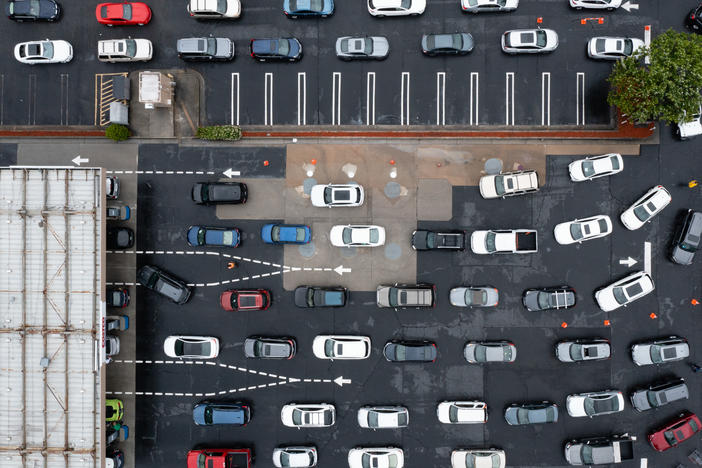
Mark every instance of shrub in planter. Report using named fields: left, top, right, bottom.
left=105, top=124, right=130, bottom=142
left=196, top=125, right=242, bottom=141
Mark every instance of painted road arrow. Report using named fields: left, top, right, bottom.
left=223, top=168, right=241, bottom=178
left=72, top=155, right=89, bottom=166
left=334, top=376, right=352, bottom=387
left=620, top=1, right=639, bottom=11
left=334, top=265, right=352, bottom=276
left=619, top=257, right=638, bottom=267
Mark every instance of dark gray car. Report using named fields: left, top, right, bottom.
left=244, top=337, right=296, bottom=359
left=671, top=209, right=702, bottom=265
left=464, top=341, right=516, bottom=363
left=383, top=340, right=437, bottom=362
left=504, top=402, right=558, bottom=425
left=421, top=32, right=474, bottom=56
left=522, top=286, right=575, bottom=311
left=137, top=265, right=192, bottom=304
left=177, top=37, right=234, bottom=61
left=630, top=377, right=688, bottom=412
left=192, top=182, right=248, bottom=204
left=336, top=36, right=389, bottom=60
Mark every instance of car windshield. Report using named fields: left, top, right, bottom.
left=612, top=287, right=627, bottom=304
left=277, top=40, right=290, bottom=55
left=650, top=345, right=663, bottom=363
left=581, top=446, right=594, bottom=464
left=368, top=412, right=379, bottom=427
left=494, top=176, right=506, bottom=196
left=197, top=228, right=206, bottom=245
left=342, top=228, right=352, bottom=244
left=324, top=340, right=334, bottom=357
left=26, top=0, right=40, bottom=15
left=205, top=38, right=217, bottom=55
left=388, top=288, right=399, bottom=307
left=449, top=406, right=459, bottom=422
left=41, top=42, right=53, bottom=59
left=569, top=344, right=582, bottom=361
left=581, top=161, right=595, bottom=177
left=664, top=431, right=677, bottom=446
left=271, top=226, right=281, bottom=241
left=280, top=453, right=291, bottom=466
left=204, top=407, right=213, bottom=424
left=633, top=205, right=651, bottom=222
left=485, top=232, right=497, bottom=252
left=583, top=398, right=596, bottom=415
left=537, top=292, right=551, bottom=309
left=426, top=232, right=436, bottom=249
left=362, top=38, right=372, bottom=54
left=535, top=30, right=547, bottom=47
left=291, top=409, right=302, bottom=425
left=569, top=223, right=584, bottom=240
left=369, top=228, right=379, bottom=244
left=647, top=392, right=660, bottom=407
left=475, top=346, right=487, bottom=362
left=124, top=39, right=137, bottom=57
left=394, top=345, right=406, bottom=361
left=216, top=0, right=227, bottom=12
left=623, top=39, right=633, bottom=55
left=323, top=187, right=333, bottom=204
left=397, top=412, right=408, bottom=426
left=122, top=4, right=132, bottom=19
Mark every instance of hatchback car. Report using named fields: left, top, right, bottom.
left=348, top=448, right=404, bottom=468
left=620, top=185, right=672, bottom=230
left=250, top=38, right=302, bottom=62
left=449, top=286, right=499, bottom=307
left=137, top=265, right=192, bottom=304
left=649, top=412, right=701, bottom=452
left=504, top=402, right=558, bottom=425
left=554, top=215, right=613, bottom=245
left=106, top=176, right=120, bottom=199
left=310, top=183, right=364, bottom=207
left=568, top=153, right=623, bottom=181
left=220, top=289, right=271, bottom=311
left=421, top=33, right=474, bottom=56
left=631, top=336, right=689, bottom=366
left=464, top=341, right=516, bottom=363
left=14, top=39, right=72, bottom=64
left=595, top=270, right=654, bottom=312
left=177, top=37, right=234, bottom=61
left=630, top=378, right=688, bottom=412
left=383, top=340, right=437, bottom=362
left=284, top=0, right=334, bottom=17
left=451, top=449, right=505, bottom=468
left=312, top=335, right=371, bottom=360
left=330, top=225, right=385, bottom=247
left=106, top=205, right=130, bottom=220
left=192, top=182, right=247, bottom=204
left=556, top=339, right=611, bottom=363
left=280, top=403, right=336, bottom=428
left=106, top=399, right=124, bottom=422
left=461, top=0, right=517, bottom=13
left=570, top=0, right=621, bottom=9
left=96, top=2, right=151, bottom=25
left=7, top=0, right=60, bottom=21
left=294, top=286, right=347, bottom=307
left=187, top=226, right=240, bottom=247
left=670, top=209, right=702, bottom=265
left=587, top=36, right=644, bottom=60
left=522, top=286, right=575, bottom=311
left=98, top=38, right=152, bottom=62
left=501, top=28, right=558, bottom=54
left=106, top=335, right=121, bottom=357
left=163, top=335, right=219, bottom=359
left=336, top=36, right=389, bottom=60
left=357, top=406, right=409, bottom=429
left=107, top=227, right=134, bottom=249
left=272, top=446, right=318, bottom=468
left=376, top=284, right=436, bottom=309
left=437, top=401, right=488, bottom=424
left=367, top=0, right=425, bottom=16
left=262, top=224, right=311, bottom=244
left=193, top=402, right=250, bottom=426
left=106, top=288, right=130, bottom=308
left=244, top=336, right=296, bottom=359
left=566, top=390, right=624, bottom=417
left=187, top=0, right=241, bottom=18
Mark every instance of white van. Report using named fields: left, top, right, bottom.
left=98, top=39, right=152, bottom=63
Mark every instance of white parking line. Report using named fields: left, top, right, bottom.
left=541, top=72, right=551, bottom=126
left=297, top=72, right=306, bottom=125
left=366, top=72, right=376, bottom=126
left=332, top=72, right=341, bottom=125
left=644, top=241, right=651, bottom=275
left=230, top=73, right=240, bottom=125
left=576, top=72, right=586, bottom=125
left=27, top=74, right=37, bottom=125
left=505, top=72, right=514, bottom=126
left=469, top=72, right=479, bottom=126
left=264, top=73, right=273, bottom=125
left=60, top=74, right=69, bottom=125
left=401, top=72, right=410, bottom=125
left=436, top=72, right=446, bottom=126
left=640, top=459, right=647, bottom=468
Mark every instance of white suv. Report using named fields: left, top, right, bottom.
left=98, top=38, right=152, bottom=62
left=620, top=185, right=671, bottom=230
left=187, top=0, right=241, bottom=18
left=367, top=0, right=425, bottom=16
left=595, top=271, right=654, bottom=312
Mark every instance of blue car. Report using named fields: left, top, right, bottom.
left=261, top=224, right=311, bottom=244
left=193, top=402, right=251, bottom=426
left=187, top=226, right=240, bottom=247
left=283, top=0, right=333, bottom=17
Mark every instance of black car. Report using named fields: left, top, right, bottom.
left=7, top=0, right=60, bottom=22
left=687, top=3, right=702, bottom=33
left=107, top=227, right=134, bottom=250
left=244, top=336, right=296, bottom=359
left=250, top=38, right=302, bottom=62
left=192, top=182, right=247, bottom=205
left=294, top=286, right=347, bottom=308
left=522, top=286, right=575, bottom=311
left=383, top=340, right=437, bottom=362
left=411, top=230, right=465, bottom=250
left=137, top=265, right=192, bottom=304
left=421, top=33, right=474, bottom=56
left=106, top=288, right=130, bottom=308
left=671, top=209, right=702, bottom=265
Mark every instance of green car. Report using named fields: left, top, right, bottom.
left=106, top=399, right=124, bottom=422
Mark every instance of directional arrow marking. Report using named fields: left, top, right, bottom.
left=72, top=155, right=89, bottom=166
left=334, top=265, right=352, bottom=276
left=621, top=1, right=639, bottom=12
left=223, top=168, right=241, bottom=178
left=334, top=376, right=352, bottom=387
left=619, top=257, right=637, bottom=267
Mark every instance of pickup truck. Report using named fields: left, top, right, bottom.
left=470, top=229, right=538, bottom=254
left=411, top=230, right=465, bottom=251
left=564, top=434, right=635, bottom=466
left=479, top=170, right=539, bottom=199
left=376, top=284, right=436, bottom=309
left=187, top=448, right=252, bottom=468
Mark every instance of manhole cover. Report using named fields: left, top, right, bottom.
left=298, top=242, right=316, bottom=258
left=384, top=182, right=402, bottom=198
left=385, top=243, right=401, bottom=260
left=484, top=158, right=503, bottom=175
left=303, top=178, right=317, bottom=195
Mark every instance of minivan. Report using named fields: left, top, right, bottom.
left=671, top=209, right=702, bottom=265
left=177, top=37, right=234, bottom=61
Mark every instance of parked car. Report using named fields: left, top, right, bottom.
left=294, top=286, right=347, bottom=307
left=464, top=341, right=516, bottom=363
left=437, top=401, right=488, bottom=424
left=461, top=0, right=517, bottom=13
left=336, top=36, right=389, bottom=60
left=595, top=270, right=654, bottom=312
left=250, top=38, right=302, bottom=62
left=177, top=37, right=234, bottom=61
left=272, top=446, right=318, bottom=468
left=244, top=336, right=296, bottom=359
left=620, top=185, right=671, bottom=230
left=357, top=406, right=409, bottom=429
left=451, top=449, right=506, bottom=468
left=566, top=390, right=624, bottom=417
left=631, top=378, right=688, bottom=412
left=106, top=288, right=130, bottom=308
left=7, top=0, right=60, bottom=21
left=330, top=225, right=385, bottom=247
left=367, top=0, right=425, bottom=16
left=220, top=289, right=271, bottom=311
left=106, top=335, right=120, bottom=356
left=163, top=335, right=219, bottom=359
left=376, top=284, right=436, bottom=309
left=587, top=37, right=644, bottom=60
left=670, top=209, right=702, bottom=265
left=556, top=339, right=611, bottom=362
left=280, top=403, right=335, bottom=428
left=449, top=286, right=499, bottom=307
left=98, top=38, right=152, bottom=62
left=106, top=398, right=124, bottom=422
left=262, top=224, right=311, bottom=244
left=553, top=215, right=612, bottom=245
left=14, top=39, right=72, bottom=64
left=564, top=434, right=635, bottom=466
left=687, top=3, right=702, bottom=32
left=348, top=448, right=404, bottom=468
left=501, top=28, right=558, bottom=54
left=107, top=227, right=134, bottom=249
left=479, top=170, right=539, bottom=198
left=187, top=448, right=251, bottom=468
left=96, top=2, right=151, bottom=25
left=193, top=402, right=250, bottom=426
left=312, top=335, right=371, bottom=360
left=187, top=0, right=241, bottom=18
left=106, top=204, right=130, bottom=220
left=106, top=449, right=124, bottom=468
left=284, top=0, right=334, bottom=17
left=192, top=182, right=247, bottom=205
left=570, top=0, right=621, bottom=10
left=470, top=229, right=538, bottom=254
left=421, top=33, right=474, bottom=56
left=631, top=336, right=689, bottom=366
left=649, top=412, right=701, bottom=452
left=187, top=226, right=240, bottom=247
left=106, top=176, right=120, bottom=199
left=137, top=265, right=192, bottom=304
left=310, top=183, right=364, bottom=207
left=677, top=106, right=702, bottom=139
left=504, top=402, right=558, bottom=425
left=411, top=230, right=465, bottom=250
left=568, top=153, right=623, bottom=181
left=383, top=340, right=437, bottom=362
left=522, top=286, right=575, bottom=311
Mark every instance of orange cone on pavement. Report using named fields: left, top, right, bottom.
left=649, top=312, right=657, bottom=319
left=692, top=299, right=700, bottom=306
left=603, top=320, right=611, bottom=326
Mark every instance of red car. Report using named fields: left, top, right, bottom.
left=220, top=289, right=271, bottom=311
left=96, top=2, right=151, bottom=25
left=649, top=412, right=701, bottom=451
left=187, top=448, right=251, bottom=468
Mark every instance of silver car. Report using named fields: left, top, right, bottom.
left=504, top=402, right=558, bottom=425
left=336, top=36, right=389, bottom=60
left=566, top=390, right=624, bottom=417
left=461, top=0, right=518, bottom=13
left=556, top=339, right=611, bottom=363
left=631, top=336, right=689, bottom=366
left=357, top=406, right=409, bottom=429
left=630, top=378, right=688, bottom=412
left=464, top=341, right=516, bottom=363
left=587, top=37, right=644, bottom=60
left=272, top=446, right=318, bottom=467
left=449, top=286, right=499, bottom=307
left=501, top=28, right=558, bottom=54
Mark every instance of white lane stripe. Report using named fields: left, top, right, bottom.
left=644, top=241, right=652, bottom=275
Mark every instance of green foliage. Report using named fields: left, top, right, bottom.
left=196, top=125, right=242, bottom=141
left=607, top=29, right=702, bottom=124
left=105, top=124, right=130, bottom=142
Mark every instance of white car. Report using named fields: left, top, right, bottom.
left=98, top=38, right=153, bottom=62
left=437, top=401, right=488, bottom=424
left=461, top=0, right=518, bottom=13
left=451, top=449, right=506, bottom=468
left=330, top=225, right=385, bottom=247
left=163, top=335, right=219, bottom=359
left=280, top=403, right=336, bottom=428
left=367, top=0, right=425, bottom=16
left=566, top=390, right=624, bottom=417
left=272, top=446, right=318, bottom=468
left=553, top=215, right=612, bottom=245
left=677, top=106, right=702, bottom=140
left=348, top=447, right=404, bottom=468
left=14, top=39, right=73, bottom=64
left=595, top=271, right=654, bottom=312
left=587, top=37, right=644, bottom=60
left=620, top=185, right=671, bottom=230
left=631, top=336, right=689, bottom=366
left=187, top=0, right=241, bottom=18
left=357, top=406, right=409, bottom=429
left=310, top=184, right=364, bottom=207
left=570, top=0, right=622, bottom=10
left=312, top=335, right=371, bottom=360
left=568, top=153, right=623, bottom=181
left=501, top=28, right=558, bottom=54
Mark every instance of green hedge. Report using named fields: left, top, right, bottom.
left=196, top=125, right=242, bottom=141
left=105, top=124, right=130, bottom=142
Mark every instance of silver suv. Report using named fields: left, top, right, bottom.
left=376, top=284, right=436, bottom=309
left=630, top=378, right=688, bottom=412
left=177, top=37, right=234, bottom=61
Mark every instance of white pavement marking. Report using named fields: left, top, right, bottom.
left=264, top=72, right=274, bottom=126
left=436, top=72, right=446, bottom=126
left=644, top=241, right=652, bottom=275
left=401, top=72, right=410, bottom=126
left=644, top=25, right=651, bottom=65
left=230, top=72, right=240, bottom=126
left=366, top=72, right=376, bottom=125
left=332, top=72, right=342, bottom=125
left=105, top=170, right=215, bottom=175
left=505, top=72, right=515, bottom=126
left=541, top=72, right=551, bottom=126
left=576, top=72, right=586, bottom=125
left=297, top=72, right=307, bottom=125
left=639, top=459, right=647, bottom=468
left=469, top=72, right=479, bottom=126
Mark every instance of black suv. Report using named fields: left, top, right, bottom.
left=7, top=0, right=60, bottom=22
left=192, top=182, right=247, bottom=205
left=671, top=209, right=702, bottom=265
left=107, top=227, right=134, bottom=250
left=137, top=265, right=192, bottom=304
left=522, top=286, right=576, bottom=311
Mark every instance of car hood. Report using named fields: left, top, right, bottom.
left=672, top=245, right=695, bottom=265
left=412, top=230, right=429, bottom=249
left=478, top=175, right=499, bottom=198
left=470, top=231, right=489, bottom=254
left=566, top=396, right=586, bottom=416
left=192, top=404, right=207, bottom=424
left=564, top=443, right=583, bottom=465
left=553, top=222, right=575, bottom=244
left=309, top=185, right=326, bottom=206
left=371, top=37, right=390, bottom=57
left=555, top=342, right=574, bottom=361
left=449, top=287, right=468, bottom=306
left=631, top=344, right=653, bottom=365
left=376, top=286, right=391, bottom=307
left=595, top=286, right=619, bottom=312
left=293, top=287, right=310, bottom=307
left=134, top=38, right=153, bottom=59
left=522, top=291, right=541, bottom=310
left=630, top=390, right=652, bottom=411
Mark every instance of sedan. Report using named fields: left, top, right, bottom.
left=294, top=286, right=347, bottom=307
left=568, top=153, right=623, bottom=181
left=187, top=0, right=240, bottom=18
left=649, top=412, right=701, bottom=451
left=107, top=227, right=134, bottom=249
left=437, top=401, right=488, bottom=424
left=250, top=38, right=302, bottom=62
left=187, top=226, right=240, bottom=247
left=570, top=0, right=621, bottom=10
left=137, top=265, right=192, bottom=304
left=262, top=224, right=311, bottom=244
left=461, top=0, right=518, bottom=13
left=553, top=215, right=613, bottom=244
left=348, top=448, right=404, bottom=468
left=464, top=341, right=516, bottom=363
left=7, top=0, right=60, bottom=21
left=284, top=0, right=334, bottom=17
left=449, top=286, right=499, bottom=307
left=620, top=185, right=672, bottom=230
left=522, top=286, right=575, bottom=311
left=556, top=339, right=611, bottom=362
left=501, top=28, right=558, bottom=54
left=192, top=402, right=250, bottom=426
left=671, top=209, right=702, bottom=265
left=163, top=335, right=219, bottom=359
left=566, top=390, right=624, bottom=417
left=367, top=0, right=425, bottom=16
left=272, top=446, right=318, bottom=468
left=280, top=403, right=335, bottom=428
left=421, top=33, right=474, bottom=56
left=595, top=270, right=654, bottom=312
left=106, top=288, right=130, bottom=308
left=383, top=340, right=437, bottom=362
left=14, top=39, right=72, bottom=64
left=312, top=335, right=371, bottom=360
left=357, top=406, right=409, bottom=429
left=106, top=176, right=120, bottom=199
left=310, top=183, right=364, bottom=207
left=451, top=449, right=505, bottom=468
left=244, top=336, right=296, bottom=359
left=631, top=336, right=689, bottom=366
left=630, top=378, right=689, bottom=412
left=588, top=36, right=644, bottom=60
left=220, top=289, right=271, bottom=311
left=504, top=402, right=558, bottom=425
left=96, top=2, right=151, bottom=25
left=192, top=182, right=247, bottom=205
left=330, top=225, right=385, bottom=247
left=336, top=36, right=389, bottom=60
